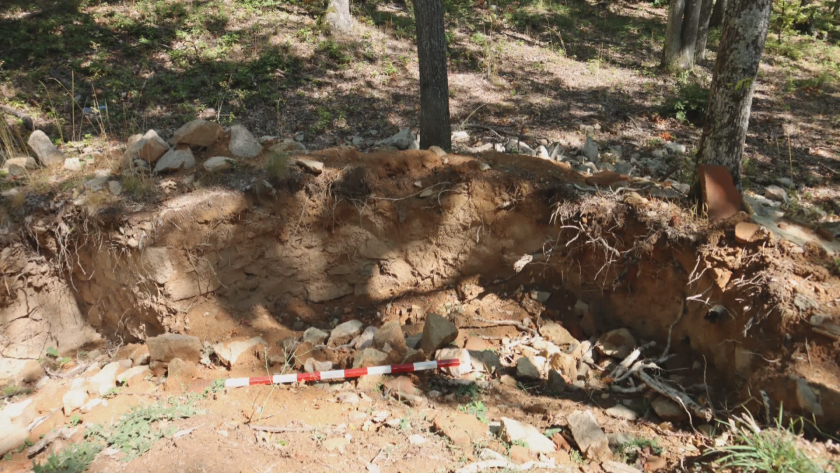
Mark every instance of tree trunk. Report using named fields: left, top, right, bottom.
left=413, top=0, right=452, bottom=150
left=662, top=0, right=686, bottom=68
left=677, top=0, right=702, bottom=68
left=695, top=0, right=714, bottom=61
left=324, top=0, right=354, bottom=34
left=692, top=0, right=772, bottom=191
left=709, top=0, right=726, bottom=27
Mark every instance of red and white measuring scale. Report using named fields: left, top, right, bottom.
left=223, top=359, right=461, bottom=388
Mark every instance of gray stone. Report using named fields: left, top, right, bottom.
left=169, top=119, right=223, bottom=147
left=83, top=175, right=109, bottom=192
left=451, top=130, right=470, bottom=143
left=213, top=336, right=266, bottom=367
left=435, top=347, right=472, bottom=377
left=62, top=389, right=87, bottom=415
left=376, top=128, right=416, bottom=150
left=302, top=327, right=330, bottom=345
left=547, top=369, right=567, bottom=393
left=148, top=334, right=202, bottom=363
left=567, top=410, right=611, bottom=460
left=516, top=356, right=541, bottom=380
left=506, top=138, right=535, bottom=155
left=304, top=358, right=333, bottom=373
left=355, top=326, right=378, bottom=350
left=664, top=142, right=686, bottom=154
left=420, top=313, right=458, bottom=355
left=127, top=129, right=169, bottom=163
left=229, top=125, right=261, bottom=158
left=154, top=148, right=195, bottom=173
left=270, top=139, right=307, bottom=155
left=776, top=177, right=795, bottom=188
left=765, top=185, right=789, bottom=203
left=537, top=145, right=550, bottom=159
left=597, top=328, right=636, bottom=359
left=329, top=320, right=364, bottom=346
left=651, top=396, right=688, bottom=422
left=132, top=159, right=151, bottom=172
left=295, top=157, right=324, bottom=175
left=108, top=180, right=122, bottom=195
left=614, top=161, right=633, bottom=175
left=652, top=148, right=668, bottom=159
left=795, top=377, right=824, bottom=416
left=581, top=136, right=599, bottom=161
left=353, top=348, right=389, bottom=368
left=117, top=365, right=150, bottom=384
left=28, top=130, right=64, bottom=165
left=203, top=156, right=235, bottom=172
left=63, top=157, right=83, bottom=171
left=539, top=322, right=579, bottom=347
left=372, top=321, right=406, bottom=355
left=405, top=334, right=422, bottom=350
left=606, top=405, right=637, bottom=421
left=500, top=417, right=555, bottom=454
left=351, top=136, right=365, bottom=147
left=530, top=291, right=551, bottom=303
left=3, top=156, right=38, bottom=176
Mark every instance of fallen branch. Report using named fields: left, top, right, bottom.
left=608, top=341, right=655, bottom=380
left=637, top=371, right=713, bottom=422
left=658, top=294, right=686, bottom=363
left=463, top=123, right=538, bottom=141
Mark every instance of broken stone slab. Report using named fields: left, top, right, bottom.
left=433, top=411, right=490, bottom=448
left=605, top=405, right=638, bottom=421
left=500, top=417, right=556, bottom=454
left=354, top=326, right=378, bottom=350
left=148, top=334, right=202, bottom=364
left=302, top=327, right=330, bottom=345
left=154, top=148, right=196, bottom=173
left=596, top=328, right=636, bottom=359
left=372, top=321, right=407, bottom=356
left=567, top=410, right=611, bottom=461
left=651, top=396, right=688, bottom=422
left=539, top=322, right=580, bottom=348
left=420, top=313, right=458, bottom=355
left=117, top=365, right=150, bottom=385
left=353, top=348, right=389, bottom=368
left=62, top=389, right=87, bottom=415
left=435, top=347, right=472, bottom=377
left=203, top=156, right=235, bottom=172
left=28, top=130, right=65, bottom=166
left=169, top=119, right=224, bottom=147
left=213, top=336, right=266, bottom=367
left=295, top=157, right=324, bottom=175
left=304, top=358, right=333, bottom=373
left=229, top=125, right=262, bottom=158
left=329, top=320, right=364, bottom=346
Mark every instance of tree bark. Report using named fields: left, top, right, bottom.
left=677, top=0, right=702, bottom=68
left=413, top=0, right=452, bottom=150
left=709, top=0, right=726, bottom=27
left=692, top=0, right=772, bottom=190
left=695, top=0, right=714, bottom=62
left=324, top=0, right=354, bottom=34
left=662, top=0, right=686, bottom=68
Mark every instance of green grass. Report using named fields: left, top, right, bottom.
left=615, top=437, right=662, bottom=463
left=32, top=441, right=102, bottom=473
left=458, top=400, right=489, bottom=424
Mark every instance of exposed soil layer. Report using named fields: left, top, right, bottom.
left=2, top=148, right=840, bottom=428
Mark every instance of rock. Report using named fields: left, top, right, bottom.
left=433, top=411, right=489, bottom=447
left=795, top=377, right=825, bottom=416
left=0, top=423, right=27, bottom=457
left=776, top=177, right=794, bottom=188
left=547, top=369, right=567, bottom=393
left=765, top=185, right=789, bottom=203
left=108, top=180, right=122, bottom=195
left=127, top=130, right=169, bottom=163
left=305, top=358, right=333, bottom=373
left=167, top=357, right=196, bottom=384
left=203, top=156, right=235, bottom=172
left=81, top=398, right=103, bottom=413
left=295, top=132, right=305, bottom=142
left=270, top=139, right=307, bottom=155
left=509, top=445, right=531, bottom=463
left=428, top=145, right=446, bottom=157
left=383, top=376, right=418, bottom=396
left=19, top=360, right=44, bottom=384
left=154, top=148, right=195, bottom=173
left=516, top=357, right=541, bottom=380
left=355, top=326, right=378, bottom=350
left=337, top=392, right=360, bottom=405
left=408, top=434, right=427, bottom=445
left=540, top=322, right=579, bottom=347
left=506, top=138, right=535, bottom=155
left=420, top=313, right=458, bottom=355
left=0, top=399, right=31, bottom=421
left=84, top=175, right=109, bottom=191
left=213, top=337, right=266, bottom=367
left=229, top=125, right=261, bottom=158
left=734, top=222, right=761, bottom=244
left=567, top=410, right=611, bottom=460
left=372, top=321, right=407, bottom=356
left=329, top=320, right=364, bottom=346
left=148, top=334, right=202, bottom=364
left=435, top=348, right=472, bottom=377
left=63, top=389, right=87, bottom=415
left=537, top=145, right=550, bottom=159
left=581, top=136, right=599, bottom=161
left=597, top=329, right=636, bottom=359
left=402, top=348, right=427, bottom=363
left=117, top=365, right=150, bottom=384
left=63, top=157, right=83, bottom=171
left=500, top=417, right=555, bottom=454
left=549, top=352, right=577, bottom=381
left=669, top=180, right=690, bottom=194
left=602, top=461, right=642, bottom=473
left=169, top=119, right=223, bottom=147
left=651, top=396, right=688, bottom=422
left=530, top=290, right=551, bottom=303
left=452, top=130, right=470, bottom=143
left=652, top=148, right=668, bottom=159
left=469, top=350, right=502, bottom=374
left=3, top=156, right=38, bottom=176
left=353, top=348, right=389, bottom=368
left=664, top=142, right=686, bottom=154
left=614, top=161, right=634, bottom=175
left=28, top=130, right=65, bottom=165
left=323, top=437, right=349, bottom=452
left=405, top=334, right=422, bottom=350
left=376, top=128, right=416, bottom=150
left=89, top=361, right=123, bottom=396
left=606, top=405, right=637, bottom=421
left=295, top=157, right=324, bottom=175
left=350, top=136, right=365, bottom=147
left=303, top=327, right=330, bottom=345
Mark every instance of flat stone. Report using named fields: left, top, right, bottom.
left=169, top=119, right=223, bottom=147
left=28, top=130, right=64, bottom=165
left=651, top=396, right=688, bottom=422
left=383, top=376, right=418, bottom=396
left=435, top=347, right=472, bottom=377
left=229, top=125, right=261, bottom=158
left=0, top=424, right=28, bottom=458
left=89, top=361, right=123, bottom=396
left=154, top=148, right=195, bottom=173
left=698, top=164, right=742, bottom=222
left=62, top=389, right=87, bottom=415
left=203, top=156, right=235, bottom=172
left=540, top=322, right=579, bottom=347
left=63, top=157, right=83, bottom=171
left=567, top=410, right=611, bottom=461
left=516, top=356, right=541, bottom=380
left=510, top=445, right=532, bottom=463
left=296, top=157, right=324, bottom=175
left=597, top=328, right=636, bottom=359
left=500, top=417, right=555, bottom=454
left=353, top=348, right=388, bottom=368
left=734, top=222, right=761, bottom=244
left=765, top=185, right=789, bottom=203
left=329, top=320, right=364, bottom=346
left=433, top=411, right=489, bottom=448
left=108, top=180, right=122, bottom=195
left=420, top=313, right=458, bottom=355
left=117, top=365, right=150, bottom=384
left=372, top=321, right=407, bottom=356
left=81, top=398, right=103, bottom=413
left=606, top=405, right=638, bottom=421
left=354, top=326, right=378, bottom=350
left=795, top=377, right=825, bottom=416
left=84, top=175, right=109, bottom=191
left=337, top=392, right=360, bottom=405
left=213, top=336, right=266, bottom=367
left=148, top=334, right=202, bottom=364
left=305, top=358, right=333, bottom=373
left=664, top=142, right=686, bottom=154
left=302, top=327, right=330, bottom=345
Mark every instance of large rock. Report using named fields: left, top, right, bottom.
left=148, top=334, right=202, bottom=364
left=567, top=410, right=611, bottom=461
left=433, top=411, right=489, bottom=448
left=435, top=347, right=472, bottom=377
left=304, top=358, right=333, bottom=373
left=62, top=389, right=87, bottom=415
left=420, top=313, right=458, bottom=355
left=169, top=119, right=223, bottom=147
left=154, top=148, right=195, bottom=173
left=203, top=156, right=235, bottom=172
left=376, top=128, right=416, bottom=150
left=596, top=328, right=636, bottom=359
left=765, top=185, right=789, bottom=203
left=229, top=125, right=261, bottom=158
left=270, top=139, right=307, bottom=155
left=126, top=129, right=169, bottom=163
left=165, top=357, right=196, bottom=391
left=794, top=377, right=824, bottom=416
left=581, top=136, right=599, bottom=161
left=354, top=326, right=378, bottom=350
left=117, top=365, right=151, bottom=385
left=28, top=130, right=64, bottom=165
left=651, top=396, right=688, bottom=422
left=295, top=157, right=324, bottom=175
left=302, top=327, right=330, bottom=345
left=213, top=337, right=266, bottom=367
left=88, top=361, right=123, bottom=396
left=549, top=352, right=577, bottom=382
left=353, top=348, right=389, bottom=368
left=516, top=356, right=541, bottom=379
left=0, top=423, right=27, bottom=458
left=372, top=321, right=407, bottom=356
left=606, top=405, right=638, bottom=421
left=539, top=322, right=579, bottom=348
left=547, top=369, right=567, bottom=393
left=328, top=320, right=364, bottom=346
left=500, top=417, right=556, bottom=454
left=3, top=157, right=38, bottom=176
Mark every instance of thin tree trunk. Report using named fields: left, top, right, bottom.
left=678, top=0, right=702, bottom=68
left=324, top=0, right=354, bottom=33
left=709, top=0, right=726, bottom=27
left=662, top=0, right=686, bottom=68
left=692, top=0, right=772, bottom=191
left=695, top=0, right=714, bottom=61
left=413, top=0, right=452, bottom=150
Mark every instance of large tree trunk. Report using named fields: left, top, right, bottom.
left=413, top=0, right=452, bottom=150
left=662, top=0, right=703, bottom=69
left=692, top=0, right=772, bottom=191
left=678, top=0, right=702, bottom=68
left=324, top=0, right=354, bottom=34
left=709, top=0, right=727, bottom=27
left=662, top=0, right=686, bottom=68
left=695, top=0, right=714, bottom=61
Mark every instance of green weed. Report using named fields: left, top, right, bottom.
left=32, top=441, right=102, bottom=473
left=458, top=400, right=489, bottom=424
left=615, top=437, right=661, bottom=463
